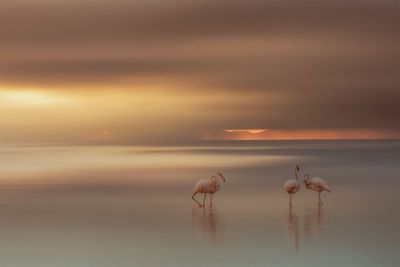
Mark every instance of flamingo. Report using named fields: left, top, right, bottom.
left=284, top=165, right=301, bottom=207
left=192, top=172, right=226, bottom=207
left=303, top=174, right=330, bottom=206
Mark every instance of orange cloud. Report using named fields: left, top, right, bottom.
left=224, top=129, right=268, bottom=134
left=205, top=129, right=400, bottom=140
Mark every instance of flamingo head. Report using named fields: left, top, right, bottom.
left=216, top=172, right=226, bottom=183
left=296, top=165, right=300, bottom=172
left=303, top=174, right=311, bottom=188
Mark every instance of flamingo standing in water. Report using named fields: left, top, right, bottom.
left=303, top=174, right=330, bottom=206
left=284, top=165, right=301, bottom=207
left=192, top=172, right=226, bottom=207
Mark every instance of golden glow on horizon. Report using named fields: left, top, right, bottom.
left=206, top=129, right=399, bottom=140
left=224, top=129, right=268, bottom=134
left=0, top=85, right=398, bottom=143
left=0, top=86, right=265, bottom=143
left=0, top=90, right=71, bottom=107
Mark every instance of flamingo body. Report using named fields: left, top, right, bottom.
left=193, top=178, right=218, bottom=194
left=303, top=175, right=330, bottom=206
left=284, top=179, right=301, bottom=195
left=304, top=176, right=330, bottom=192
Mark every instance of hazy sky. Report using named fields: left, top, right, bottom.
left=0, top=0, right=399, bottom=143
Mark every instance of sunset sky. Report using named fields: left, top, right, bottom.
left=0, top=0, right=399, bottom=144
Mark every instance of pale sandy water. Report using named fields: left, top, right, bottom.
left=0, top=140, right=399, bottom=267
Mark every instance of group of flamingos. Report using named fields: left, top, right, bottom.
left=191, top=166, right=330, bottom=207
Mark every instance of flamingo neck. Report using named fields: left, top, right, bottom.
left=295, top=169, right=299, bottom=180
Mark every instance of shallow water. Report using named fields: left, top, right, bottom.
left=0, top=140, right=399, bottom=267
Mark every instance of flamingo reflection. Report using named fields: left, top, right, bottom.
left=192, top=205, right=224, bottom=241
left=286, top=206, right=300, bottom=252
left=304, top=205, right=323, bottom=241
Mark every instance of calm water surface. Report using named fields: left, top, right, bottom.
left=0, top=141, right=399, bottom=267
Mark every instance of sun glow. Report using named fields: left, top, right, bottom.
left=0, top=90, right=70, bottom=107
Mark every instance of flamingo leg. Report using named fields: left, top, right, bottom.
left=203, top=193, right=207, bottom=207
left=289, top=193, right=293, bottom=207
left=192, top=192, right=202, bottom=207
left=210, top=193, right=214, bottom=205
left=318, top=191, right=322, bottom=207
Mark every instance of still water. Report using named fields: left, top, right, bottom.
left=0, top=140, right=399, bottom=267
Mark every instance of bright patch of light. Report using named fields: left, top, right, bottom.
left=0, top=90, right=69, bottom=107
left=224, top=129, right=267, bottom=134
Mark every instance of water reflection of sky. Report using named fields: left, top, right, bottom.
left=0, top=141, right=398, bottom=267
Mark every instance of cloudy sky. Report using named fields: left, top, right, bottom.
left=0, top=0, right=399, bottom=143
